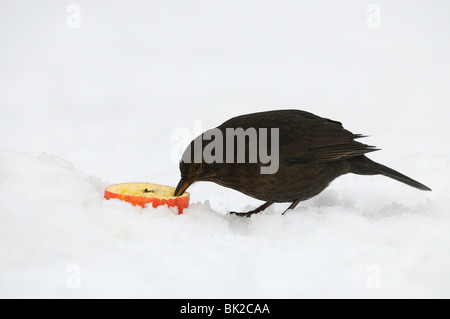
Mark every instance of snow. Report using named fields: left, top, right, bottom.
left=1, top=151, right=449, bottom=298
left=1, top=0, right=450, bottom=298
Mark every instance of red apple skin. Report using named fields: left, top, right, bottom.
left=104, top=183, right=190, bottom=214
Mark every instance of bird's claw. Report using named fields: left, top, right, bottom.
left=229, top=211, right=252, bottom=218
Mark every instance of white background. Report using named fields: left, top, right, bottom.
left=0, top=0, right=449, bottom=298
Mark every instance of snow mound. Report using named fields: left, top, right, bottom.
left=0, top=150, right=449, bottom=298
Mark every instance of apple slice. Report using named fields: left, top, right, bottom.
left=104, top=182, right=190, bottom=214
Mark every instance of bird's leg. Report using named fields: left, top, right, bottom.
left=282, top=199, right=301, bottom=215
left=230, top=202, right=274, bottom=217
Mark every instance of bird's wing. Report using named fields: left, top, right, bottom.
left=283, top=142, right=379, bottom=163
left=218, top=110, right=378, bottom=164
left=279, top=115, right=379, bottom=163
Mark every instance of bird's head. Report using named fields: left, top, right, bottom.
left=174, top=160, right=205, bottom=197
left=174, top=132, right=212, bottom=196
left=173, top=128, right=230, bottom=196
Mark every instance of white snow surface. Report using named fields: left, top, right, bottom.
left=1, top=0, right=450, bottom=298
left=1, top=151, right=449, bottom=298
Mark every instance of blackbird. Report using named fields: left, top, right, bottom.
left=174, top=110, right=431, bottom=216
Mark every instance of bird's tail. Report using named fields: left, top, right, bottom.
left=349, top=156, right=431, bottom=191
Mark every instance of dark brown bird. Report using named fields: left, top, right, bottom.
left=174, top=110, right=431, bottom=216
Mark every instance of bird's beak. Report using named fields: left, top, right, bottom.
left=174, top=176, right=197, bottom=196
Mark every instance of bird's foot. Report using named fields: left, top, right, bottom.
left=229, top=211, right=254, bottom=218
left=281, top=199, right=302, bottom=215
left=229, top=202, right=274, bottom=217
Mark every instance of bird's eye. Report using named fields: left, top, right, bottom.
left=193, top=163, right=201, bottom=171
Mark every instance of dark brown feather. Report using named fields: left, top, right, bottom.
left=176, top=109, right=431, bottom=209
left=219, top=109, right=378, bottom=164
